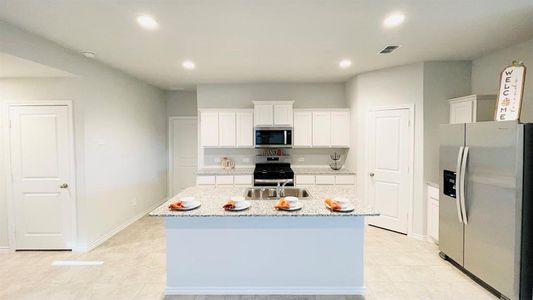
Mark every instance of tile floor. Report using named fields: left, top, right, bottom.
left=0, top=216, right=496, bottom=300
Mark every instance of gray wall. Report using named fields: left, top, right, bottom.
left=0, top=22, right=167, bottom=250
left=197, top=83, right=346, bottom=109
left=472, top=38, right=533, bottom=122
left=166, top=90, right=198, bottom=117
left=423, top=61, right=472, bottom=186
left=345, top=63, right=426, bottom=237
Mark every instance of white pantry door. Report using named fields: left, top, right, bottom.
left=9, top=105, right=74, bottom=249
left=367, top=107, right=411, bottom=234
left=170, top=117, right=198, bottom=195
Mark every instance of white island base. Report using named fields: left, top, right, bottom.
left=164, top=216, right=365, bottom=296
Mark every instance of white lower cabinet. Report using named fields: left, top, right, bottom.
left=215, top=175, right=234, bottom=185
left=196, top=176, right=216, bottom=185
left=295, top=175, right=315, bottom=185
left=315, top=175, right=335, bottom=185
left=234, top=175, right=253, bottom=185
left=335, top=175, right=356, bottom=185
left=196, top=174, right=252, bottom=186
left=427, top=185, right=440, bottom=243
left=295, top=174, right=356, bottom=188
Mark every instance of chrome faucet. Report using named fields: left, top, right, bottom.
left=276, top=180, right=291, bottom=197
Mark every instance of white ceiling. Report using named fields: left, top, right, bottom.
left=0, top=52, right=74, bottom=78
left=1, top=0, right=532, bottom=89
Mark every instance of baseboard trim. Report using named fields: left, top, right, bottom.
left=409, top=232, right=428, bottom=241
left=84, top=199, right=166, bottom=252
left=165, top=286, right=366, bottom=295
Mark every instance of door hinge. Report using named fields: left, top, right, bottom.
left=9, top=119, right=12, bottom=128
left=408, top=119, right=411, bottom=127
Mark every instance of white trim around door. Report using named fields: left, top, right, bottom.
left=2, top=100, right=77, bottom=250
left=168, top=116, right=198, bottom=197
left=366, top=104, right=415, bottom=237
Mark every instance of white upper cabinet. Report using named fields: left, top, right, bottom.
left=312, top=111, right=331, bottom=147
left=274, top=104, right=293, bottom=126
left=200, top=111, right=219, bottom=147
left=254, top=104, right=274, bottom=126
left=218, top=112, right=236, bottom=147
left=331, top=111, right=350, bottom=147
left=236, top=110, right=254, bottom=147
left=293, top=111, right=313, bottom=147
left=253, top=101, right=294, bottom=126
left=449, top=94, right=497, bottom=124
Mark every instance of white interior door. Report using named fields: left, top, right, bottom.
left=170, top=117, right=198, bottom=196
left=9, top=105, right=74, bottom=250
left=367, top=107, right=411, bottom=234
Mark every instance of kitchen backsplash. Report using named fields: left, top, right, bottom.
left=203, top=148, right=348, bottom=167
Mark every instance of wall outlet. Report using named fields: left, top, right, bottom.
left=297, top=157, right=305, bottom=162
left=132, top=198, right=137, bottom=206
left=242, top=157, right=250, bottom=163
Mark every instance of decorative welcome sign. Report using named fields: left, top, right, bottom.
left=495, top=61, right=527, bottom=121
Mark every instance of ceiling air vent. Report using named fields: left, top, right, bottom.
left=379, top=45, right=400, bottom=54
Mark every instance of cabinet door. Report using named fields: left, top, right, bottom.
left=216, top=175, right=234, bottom=185
left=315, top=175, right=335, bottom=185
left=312, top=111, right=331, bottom=147
left=197, top=176, right=216, bottom=185
left=295, top=175, right=315, bottom=185
left=274, top=104, right=293, bottom=126
left=218, top=112, right=236, bottom=147
left=254, top=104, right=273, bottom=126
left=450, top=101, right=474, bottom=124
left=331, top=111, right=350, bottom=147
left=236, top=111, right=254, bottom=147
left=200, top=112, right=219, bottom=147
left=293, top=111, right=312, bottom=147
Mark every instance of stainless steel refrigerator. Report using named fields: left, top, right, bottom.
left=439, top=121, right=532, bottom=300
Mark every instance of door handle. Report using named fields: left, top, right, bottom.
left=369, top=172, right=375, bottom=177
left=60, top=183, right=69, bottom=189
left=460, top=146, right=469, bottom=224
left=455, top=146, right=464, bottom=224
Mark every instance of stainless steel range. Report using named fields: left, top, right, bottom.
left=253, top=156, right=294, bottom=186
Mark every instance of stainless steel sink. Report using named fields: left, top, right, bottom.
left=244, top=187, right=311, bottom=200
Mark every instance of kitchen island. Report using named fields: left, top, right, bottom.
left=150, top=185, right=376, bottom=296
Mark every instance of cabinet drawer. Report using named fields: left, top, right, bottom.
left=335, top=175, right=355, bottom=185
left=216, top=175, right=234, bottom=185
left=295, top=175, right=315, bottom=185
left=315, top=175, right=335, bottom=185
left=196, top=176, right=215, bottom=185
left=234, top=175, right=253, bottom=185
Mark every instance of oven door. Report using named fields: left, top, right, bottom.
left=255, top=127, right=292, bottom=148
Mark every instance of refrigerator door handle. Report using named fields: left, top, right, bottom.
left=460, top=146, right=469, bottom=225
left=455, top=146, right=464, bottom=224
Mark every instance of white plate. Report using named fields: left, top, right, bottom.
left=276, top=202, right=304, bottom=211
left=225, top=200, right=251, bottom=211
left=325, top=202, right=355, bottom=213
left=170, top=200, right=201, bottom=211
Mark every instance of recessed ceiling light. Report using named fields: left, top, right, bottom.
left=81, top=51, right=96, bottom=58
left=339, top=59, right=352, bottom=69
left=383, top=13, right=405, bottom=28
left=182, top=60, right=196, bottom=70
left=136, top=14, right=158, bottom=30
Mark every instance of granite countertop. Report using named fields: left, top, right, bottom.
left=196, top=167, right=255, bottom=176
left=150, top=185, right=376, bottom=217
left=196, top=167, right=355, bottom=176
left=292, top=167, right=355, bottom=175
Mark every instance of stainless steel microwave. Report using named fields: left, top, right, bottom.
left=255, top=127, right=292, bottom=148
